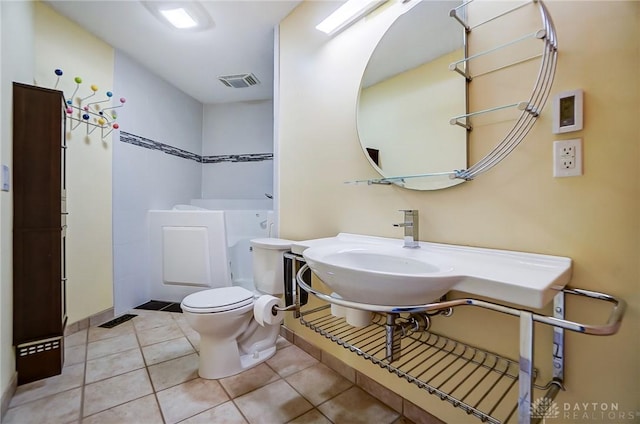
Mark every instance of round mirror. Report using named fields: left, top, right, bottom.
left=357, top=1, right=467, bottom=191
left=356, top=0, right=557, bottom=190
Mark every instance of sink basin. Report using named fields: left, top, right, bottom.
left=297, top=233, right=572, bottom=308
left=303, top=242, right=458, bottom=306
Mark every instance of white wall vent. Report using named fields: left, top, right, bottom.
left=218, top=73, right=260, bottom=88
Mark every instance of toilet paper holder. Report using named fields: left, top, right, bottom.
left=272, top=304, right=296, bottom=315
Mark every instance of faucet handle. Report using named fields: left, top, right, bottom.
left=395, top=209, right=419, bottom=248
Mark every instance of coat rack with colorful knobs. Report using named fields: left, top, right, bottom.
left=53, top=68, right=125, bottom=140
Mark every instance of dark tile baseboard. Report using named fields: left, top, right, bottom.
left=134, top=300, right=182, bottom=313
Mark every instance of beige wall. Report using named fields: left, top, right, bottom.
left=278, top=1, right=639, bottom=422
left=34, top=2, right=114, bottom=324
left=2, top=2, right=114, bottom=408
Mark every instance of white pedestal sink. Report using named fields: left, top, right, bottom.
left=294, top=233, right=572, bottom=309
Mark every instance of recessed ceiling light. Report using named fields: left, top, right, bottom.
left=316, top=0, right=386, bottom=36
left=160, top=8, right=197, bottom=29
left=141, top=1, right=214, bottom=32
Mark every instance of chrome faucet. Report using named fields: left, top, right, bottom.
left=393, top=209, right=420, bottom=248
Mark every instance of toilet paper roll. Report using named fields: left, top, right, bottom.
left=254, top=295, right=284, bottom=326
left=330, top=292, right=346, bottom=318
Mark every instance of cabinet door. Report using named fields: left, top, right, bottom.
left=13, top=229, right=63, bottom=343
left=12, top=84, right=62, bottom=229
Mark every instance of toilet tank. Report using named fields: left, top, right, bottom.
left=251, top=238, right=293, bottom=295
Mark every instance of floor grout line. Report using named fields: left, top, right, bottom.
left=133, top=313, right=168, bottom=424
left=6, top=310, right=412, bottom=424
left=78, top=327, right=88, bottom=422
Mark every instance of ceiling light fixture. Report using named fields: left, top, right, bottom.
left=142, top=1, right=214, bottom=32
left=316, top=0, right=386, bottom=36
left=160, top=8, right=198, bottom=29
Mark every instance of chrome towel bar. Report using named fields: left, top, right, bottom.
left=296, top=264, right=625, bottom=336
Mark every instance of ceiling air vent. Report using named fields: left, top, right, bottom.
left=218, top=73, right=260, bottom=88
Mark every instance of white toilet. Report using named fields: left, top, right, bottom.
left=180, top=238, right=292, bottom=379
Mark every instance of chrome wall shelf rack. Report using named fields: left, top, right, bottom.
left=350, top=0, right=558, bottom=187
left=291, top=262, right=626, bottom=424
left=300, top=307, right=538, bottom=423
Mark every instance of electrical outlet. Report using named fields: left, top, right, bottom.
left=553, top=139, right=582, bottom=177
left=561, top=157, right=575, bottom=169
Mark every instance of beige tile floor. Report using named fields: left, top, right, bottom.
left=4, top=309, right=413, bottom=424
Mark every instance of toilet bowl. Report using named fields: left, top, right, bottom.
left=180, top=238, right=292, bottom=379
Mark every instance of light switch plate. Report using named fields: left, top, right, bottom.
left=1, top=165, right=9, bottom=192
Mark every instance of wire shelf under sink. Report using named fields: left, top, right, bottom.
left=300, top=306, right=551, bottom=424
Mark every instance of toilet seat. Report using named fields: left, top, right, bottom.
left=181, top=286, right=254, bottom=313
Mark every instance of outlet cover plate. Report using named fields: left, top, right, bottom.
left=553, top=139, right=582, bottom=177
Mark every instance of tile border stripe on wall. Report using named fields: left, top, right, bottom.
left=201, top=153, right=273, bottom=163
left=120, top=131, right=273, bottom=163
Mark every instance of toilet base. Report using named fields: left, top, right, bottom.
left=239, top=345, right=276, bottom=371
left=197, top=336, right=277, bottom=380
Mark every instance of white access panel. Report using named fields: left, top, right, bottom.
left=162, top=226, right=211, bottom=286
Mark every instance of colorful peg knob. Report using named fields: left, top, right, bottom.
left=91, top=84, right=98, bottom=92
left=82, top=114, right=90, bottom=120
left=99, top=111, right=104, bottom=116
left=98, top=118, right=105, bottom=126
left=119, top=98, right=126, bottom=104
left=74, top=77, right=83, bottom=84
left=55, top=69, right=63, bottom=76
left=66, top=99, right=72, bottom=105
left=106, top=91, right=113, bottom=97
left=83, top=106, right=89, bottom=111
left=66, top=107, right=73, bottom=114
left=113, top=123, right=120, bottom=130
left=111, top=112, right=117, bottom=119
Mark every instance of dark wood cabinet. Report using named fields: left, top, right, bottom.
left=12, top=82, right=67, bottom=385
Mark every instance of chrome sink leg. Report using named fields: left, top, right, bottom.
left=518, top=311, right=534, bottom=424
left=552, top=292, right=565, bottom=383
left=536, top=292, right=566, bottom=420
left=385, top=313, right=402, bottom=363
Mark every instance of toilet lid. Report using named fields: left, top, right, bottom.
left=181, top=286, right=254, bottom=313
